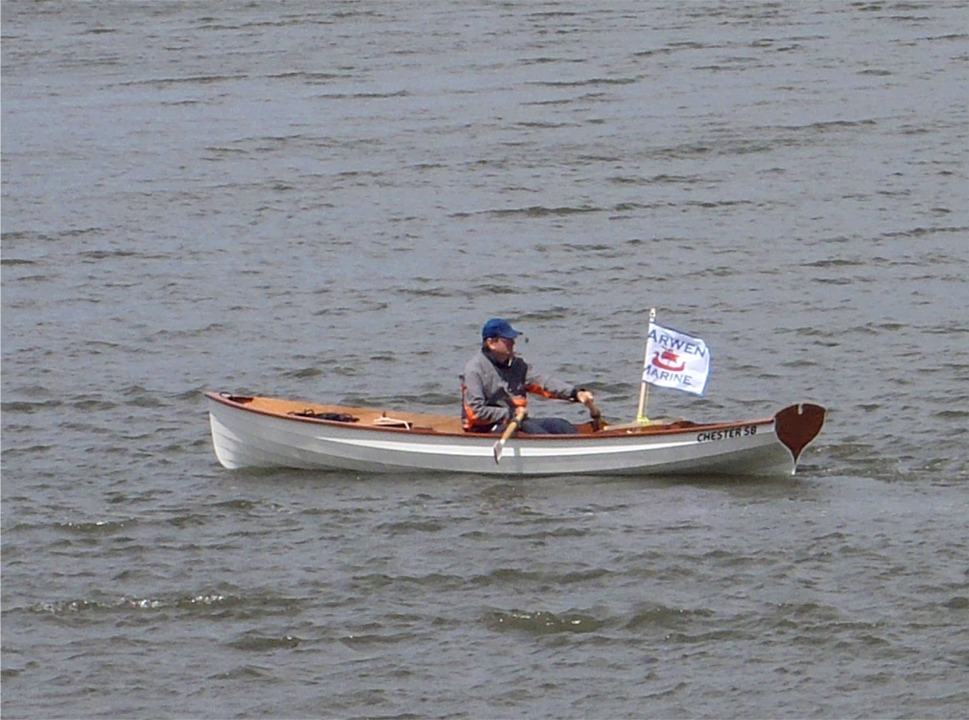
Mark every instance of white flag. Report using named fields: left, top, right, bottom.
left=643, top=321, right=711, bottom=396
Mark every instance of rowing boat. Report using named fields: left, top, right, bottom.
left=205, top=391, right=825, bottom=477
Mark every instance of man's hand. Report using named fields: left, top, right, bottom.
left=576, top=390, right=595, bottom=407
left=510, top=395, right=528, bottom=423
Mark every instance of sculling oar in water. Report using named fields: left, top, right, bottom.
left=494, top=397, right=600, bottom=463
left=586, top=400, right=603, bottom=432
left=492, top=416, right=522, bottom=464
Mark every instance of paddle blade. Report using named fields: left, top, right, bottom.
left=492, top=418, right=520, bottom=464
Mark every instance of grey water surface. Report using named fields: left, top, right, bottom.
left=2, top=1, right=968, bottom=718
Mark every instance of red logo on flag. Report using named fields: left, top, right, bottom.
left=651, top=350, right=686, bottom=372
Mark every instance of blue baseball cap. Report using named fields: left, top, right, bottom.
left=482, top=318, right=521, bottom=340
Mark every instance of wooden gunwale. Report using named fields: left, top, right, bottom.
left=204, top=391, right=774, bottom=439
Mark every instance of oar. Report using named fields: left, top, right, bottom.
left=492, top=417, right=521, bottom=464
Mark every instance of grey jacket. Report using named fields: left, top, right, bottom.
left=461, top=348, right=579, bottom=431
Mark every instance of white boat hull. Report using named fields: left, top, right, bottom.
left=205, top=392, right=825, bottom=477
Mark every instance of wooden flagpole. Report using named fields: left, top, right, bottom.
left=636, top=308, right=656, bottom=425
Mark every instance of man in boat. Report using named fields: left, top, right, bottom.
left=461, top=318, right=596, bottom=434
